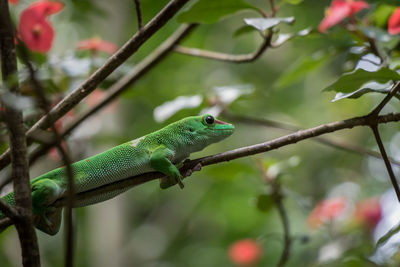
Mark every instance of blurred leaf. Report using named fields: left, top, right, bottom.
left=153, top=95, right=203, bottom=123
left=372, top=5, right=396, bottom=27
left=275, top=52, right=332, bottom=89
left=70, top=0, right=107, bottom=23
left=201, top=85, right=254, bottom=116
left=58, top=56, right=91, bottom=77
left=177, top=0, right=259, bottom=24
left=323, top=68, right=400, bottom=93
left=360, top=26, right=396, bottom=43
left=233, top=25, right=256, bottom=37
left=257, top=194, right=274, bottom=212
left=360, top=26, right=400, bottom=49
left=272, top=27, right=313, bottom=47
left=331, top=81, right=397, bottom=102
left=244, top=17, right=295, bottom=31
left=375, top=0, right=400, bottom=4
left=213, top=84, right=254, bottom=105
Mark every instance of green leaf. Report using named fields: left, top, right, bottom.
left=283, top=0, right=303, bottom=4
left=275, top=52, right=332, bottom=89
left=331, top=82, right=396, bottom=102
left=323, top=68, right=400, bottom=93
left=257, top=194, right=274, bottom=212
left=372, top=5, right=396, bottom=27
left=233, top=25, right=256, bottom=37
left=177, top=0, right=259, bottom=24
left=244, top=17, right=295, bottom=31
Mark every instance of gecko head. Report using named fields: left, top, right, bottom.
left=182, top=114, right=235, bottom=146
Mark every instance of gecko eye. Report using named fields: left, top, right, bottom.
left=189, top=127, right=194, bottom=132
left=205, top=115, right=214, bottom=124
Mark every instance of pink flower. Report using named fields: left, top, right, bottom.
left=17, top=1, right=64, bottom=53
left=388, top=7, right=400, bottom=35
left=354, top=197, right=382, bottom=230
left=228, top=239, right=262, bottom=266
left=77, top=37, right=117, bottom=54
left=319, top=0, right=369, bottom=33
left=308, top=197, right=347, bottom=228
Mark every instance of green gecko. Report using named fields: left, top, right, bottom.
left=0, top=114, right=234, bottom=235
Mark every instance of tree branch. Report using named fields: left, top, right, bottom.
left=0, top=0, right=40, bottom=265
left=0, top=24, right=197, bottom=186
left=0, top=0, right=190, bottom=171
left=18, top=44, right=76, bottom=267
left=223, top=112, right=400, bottom=166
left=61, top=24, right=197, bottom=138
left=371, top=125, right=400, bottom=201
left=49, top=111, right=400, bottom=208
left=367, top=81, right=400, bottom=202
left=174, top=31, right=273, bottom=63
left=1, top=112, right=400, bottom=233
left=0, top=198, right=18, bottom=220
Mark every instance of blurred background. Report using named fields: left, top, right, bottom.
left=1, top=0, right=400, bottom=266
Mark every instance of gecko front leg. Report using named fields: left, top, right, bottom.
left=150, top=145, right=184, bottom=189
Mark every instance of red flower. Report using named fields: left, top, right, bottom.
left=388, top=7, right=400, bottom=35
left=308, top=197, right=347, bottom=228
left=354, top=197, right=382, bottom=230
left=228, top=239, right=262, bottom=266
left=9, top=0, right=19, bottom=4
left=319, top=0, right=369, bottom=33
left=28, top=0, right=64, bottom=16
left=17, top=1, right=64, bottom=53
left=77, top=37, right=117, bottom=54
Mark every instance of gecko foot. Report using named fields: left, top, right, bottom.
left=193, top=163, right=202, bottom=172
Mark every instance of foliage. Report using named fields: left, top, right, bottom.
left=2, top=0, right=400, bottom=267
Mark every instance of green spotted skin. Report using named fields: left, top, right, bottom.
left=0, top=115, right=235, bottom=235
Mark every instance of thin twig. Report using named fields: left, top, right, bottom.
left=275, top=196, right=290, bottom=267
left=269, top=0, right=277, bottom=17
left=134, top=0, right=143, bottom=30
left=370, top=81, right=400, bottom=116
left=0, top=0, right=40, bottom=265
left=256, top=160, right=291, bottom=267
left=0, top=0, right=190, bottom=171
left=371, top=125, right=400, bottom=201
left=367, top=37, right=384, bottom=65
left=174, top=32, right=273, bottom=63
left=223, top=112, right=400, bottom=166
